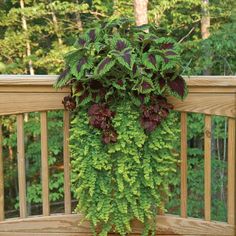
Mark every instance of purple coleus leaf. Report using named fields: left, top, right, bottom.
left=89, top=80, right=103, bottom=90
left=58, top=67, right=69, bottom=83
left=62, top=95, right=76, bottom=111
left=161, top=43, right=174, bottom=50
left=97, top=57, right=112, bottom=74
left=122, top=49, right=131, bottom=66
left=116, top=40, right=127, bottom=51
left=141, top=81, right=152, bottom=90
left=148, top=54, right=156, bottom=67
left=77, top=57, right=87, bottom=71
left=78, top=38, right=86, bottom=47
left=167, top=75, right=186, bottom=98
left=88, top=29, right=96, bottom=42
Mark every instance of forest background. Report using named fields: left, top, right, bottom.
left=0, top=0, right=235, bottom=221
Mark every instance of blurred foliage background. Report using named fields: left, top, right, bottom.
left=0, top=0, right=235, bottom=221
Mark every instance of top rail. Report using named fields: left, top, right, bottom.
left=0, top=75, right=235, bottom=117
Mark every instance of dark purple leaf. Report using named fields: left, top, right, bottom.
left=78, top=38, right=86, bottom=47
left=123, top=49, right=131, bottom=66
left=75, top=82, right=84, bottom=93
left=116, top=40, right=126, bottom=51
left=98, top=57, right=112, bottom=73
left=161, top=43, right=174, bottom=50
left=148, top=54, right=156, bottom=67
left=77, top=57, right=87, bottom=71
left=158, top=76, right=166, bottom=89
left=89, top=80, right=103, bottom=90
left=88, top=29, right=96, bottom=42
left=58, top=67, right=69, bottom=81
left=132, top=64, right=137, bottom=74
left=62, top=96, right=76, bottom=111
left=141, top=81, right=152, bottom=90
left=167, top=75, right=186, bottom=98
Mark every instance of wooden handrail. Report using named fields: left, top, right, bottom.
left=0, top=75, right=235, bottom=117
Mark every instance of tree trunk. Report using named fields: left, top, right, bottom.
left=75, top=0, right=83, bottom=31
left=51, top=11, right=63, bottom=45
left=20, top=0, right=35, bottom=75
left=201, top=0, right=210, bottom=39
left=201, top=0, right=211, bottom=75
left=134, top=0, right=148, bottom=26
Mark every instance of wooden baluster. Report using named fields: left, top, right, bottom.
left=40, top=112, right=50, bottom=216
left=180, top=112, right=187, bottom=218
left=227, top=118, right=235, bottom=225
left=17, top=114, right=27, bottom=218
left=63, top=111, right=71, bottom=214
left=204, top=115, right=211, bottom=221
left=0, top=119, right=4, bottom=221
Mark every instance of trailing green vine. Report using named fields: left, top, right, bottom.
left=55, top=18, right=187, bottom=235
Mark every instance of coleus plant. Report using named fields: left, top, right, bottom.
left=55, top=18, right=188, bottom=236
left=56, top=18, right=187, bottom=143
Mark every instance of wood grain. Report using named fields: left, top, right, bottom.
left=227, top=118, right=235, bottom=225
left=0, top=93, right=68, bottom=116
left=168, top=93, right=236, bottom=118
left=180, top=112, right=187, bottom=218
left=0, top=120, right=4, bottom=221
left=40, top=112, right=50, bottom=216
left=63, top=111, right=71, bottom=214
left=0, top=214, right=233, bottom=235
left=204, top=115, right=211, bottom=221
left=17, top=114, right=27, bottom=218
left=0, top=76, right=235, bottom=117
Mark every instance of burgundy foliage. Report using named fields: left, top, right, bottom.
left=88, top=104, right=117, bottom=144
left=62, top=95, right=76, bottom=111
left=167, top=75, right=185, bottom=98
left=140, top=96, right=173, bottom=132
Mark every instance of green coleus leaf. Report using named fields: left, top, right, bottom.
left=55, top=67, right=71, bottom=88
left=142, top=53, right=163, bottom=71
left=71, top=57, right=92, bottom=80
left=95, top=57, right=115, bottom=76
left=116, top=48, right=135, bottom=70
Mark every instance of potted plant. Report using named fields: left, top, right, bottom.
left=55, top=18, right=188, bottom=236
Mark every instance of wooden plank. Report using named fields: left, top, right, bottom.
left=40, top=112, right=50, bottom=216
left=0, top=120, right=4, bottom=221
left=0, top=75, right=236, bottom=87
left=168, top=93, right=236, bottom=118
left=204, top=115, right=211, bottom=221
left=181, top=112, right=187, bottom=218
left=227, top=118, right=235, bottom=225
left=0, top=214, right=234, bottom=235
left=17, top=114, right=27, bottom=218
left=63, top=111, right=71, bottom=214
left=0, top=92, right=235, bottom=117
left=0, top=86, right=69, bottom=93
left=0, top=93, right=69, bottom=116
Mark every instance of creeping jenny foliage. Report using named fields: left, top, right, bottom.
left=71, top=101, right=179, bottom=236
left=55, top=18, right=187, bottom=235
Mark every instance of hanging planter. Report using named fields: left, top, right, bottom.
left=55, top=18, right=188, bottom=236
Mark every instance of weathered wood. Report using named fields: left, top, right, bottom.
left=0, top=76, right=235, bottom=117
left=180, top=112, right=187, bottom=218
left=169, top=93, right=235, bottom=118
left=0, top=93, right=68, bottom=116
left=17, top=114, right=27, bottom=218
left=204, top=115, right=211, bottom=221
left=0, top=214, right=234, bottom=235
left=227, top=118, right=235, bottom=225
left=0, top=120, right=4, bottom=221
left=63, top=111, right=71, bottom=214
left=40, top=112, right=50, bottom=216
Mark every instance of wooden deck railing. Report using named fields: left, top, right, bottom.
left=0, top=75, right=235, bottom=235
